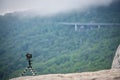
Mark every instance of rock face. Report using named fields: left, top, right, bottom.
left=10, top=69, right=120, bottom=80
left=112, top=45, right=120, bottom=69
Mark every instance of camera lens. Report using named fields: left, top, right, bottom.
left=26, top=53, right=32, bottom=59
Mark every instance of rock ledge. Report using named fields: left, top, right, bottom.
left=10, top=69, right=120, bottom=80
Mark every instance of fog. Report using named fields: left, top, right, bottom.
left=0, top=0, right=114, bottom=16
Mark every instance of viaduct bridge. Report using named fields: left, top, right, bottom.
left=59, top=22, right=120, bottom=31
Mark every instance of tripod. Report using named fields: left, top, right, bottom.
left=21, top=58, right=37, bottom=76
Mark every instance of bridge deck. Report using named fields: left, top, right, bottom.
left=59, top=22, right=120, bottom=26
left=59, top=22, right=120, bottom=31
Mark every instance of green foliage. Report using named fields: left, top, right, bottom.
left=0, top=3, right=120, bottom=80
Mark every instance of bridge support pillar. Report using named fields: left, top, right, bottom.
left=98, top=25, right=101, bottom=29
left=75, top=24, right=78, bottom=31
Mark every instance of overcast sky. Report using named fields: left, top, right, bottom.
left=0, top=0, right=114, bottom=16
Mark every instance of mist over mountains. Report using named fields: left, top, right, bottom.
left=0, top=1, right=120, bottom=80
left=1, top=0, right=120, bottom=22
left=0, top=0, right=116, bottom=16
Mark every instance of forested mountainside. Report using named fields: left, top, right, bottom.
left=0, top=1, right=120, bottom=80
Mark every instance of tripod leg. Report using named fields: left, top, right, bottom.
left=29, top=68, right=37, bottom=76
left=21, top=67, right=28, bottom=76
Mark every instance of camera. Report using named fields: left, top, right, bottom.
left=26, top=53, right=32, bottom=59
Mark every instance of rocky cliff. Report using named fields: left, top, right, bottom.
left=112, top=45, right=120, bottom=69
left=10, top=45, right=120, bottom=80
